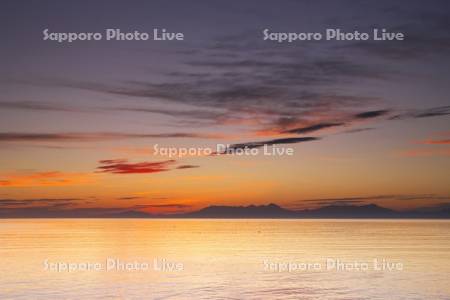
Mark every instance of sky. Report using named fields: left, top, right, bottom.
left=0, top=0, right=449, bottom=216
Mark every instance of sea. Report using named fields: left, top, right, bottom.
left=0, top=219, right=449, bottom=299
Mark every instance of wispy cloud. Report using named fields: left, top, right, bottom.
left=0, top=198, right=84, bottom=208
left=421, top=139, right=450, bottom=145
left=0, top=202, right=194, bottom=217
left=414, top=106, right=450, bottom=118
left=7, top=39, right=388, bottom=135
left=399, top=132, right=450, bottom=157
left=0, top=132, right=219, bottom=143
left=391, top=106, right=450, bottom=120
left=353, top=110, right=390, bottom=119
left=6, top=10, right=449, bottom=145
left=0, top=101, right=84, bottom=112
left=111, top=106, right=228, bottom=124
left=275, top=109, right=390, bottom=136
left=97, top=159, right=176, bottom=174
left=283, top=123, right=345, bottom=135
left=218, top=137, right=319, bottom=152
left=0, top=171, right=94, bottom=187
left=291, top=194, right=450, bottom=208
left=343, top=127, right=375, bottom=134
left=97, top=159, right=200, bottom=174
left=176, top=165, right=200, bottom=169
left=399, top=148, right=450, bottom=157
left=300, top=194, right=450, bottom=202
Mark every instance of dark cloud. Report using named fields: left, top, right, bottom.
left=0, top=101, right=83, bottom=112
left=299, top=194, right=449, bottom=203
left=284, top=123, right=345, bottom=134
left=414, top=106, right=450, bottom=118
left=8, top=39, right=387, bottom=133
left=113, top=106, right=227, bottom=123
left=0, top=198, right=83, bottom=208
left=288, top=194, right=450, bottom=210
left=0, top=132, right=217, bottom=143
left=3, top=2, right=449, bottom=147
left=176, top=165, right=200, bottom=169
left=97, top=159, right=176, bottom=174
left=117, top=196, right=143, bottom=200
left=278, top=109, right=390, bottom=136
left=343, top=127, right=376, bottom=134
left=0, top=202, right=194, bottom=217
left=390, top=106, right=450, bottom=120
left=354, top=110, right=390, bottom=119
left=220, top=137, right=319, bottom=152
left=0, top=206, right=125, bottom=218
left=185, top=58, right=386, bottom=83
left=98, top=159, right=200, bottom=174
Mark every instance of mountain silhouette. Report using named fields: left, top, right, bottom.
left=172, top=203, right=448, bottom=219
left=1, top=203, right=449, bottom=218
left=181, top=203, right=295, bottom=218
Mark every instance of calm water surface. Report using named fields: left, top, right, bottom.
left=0, top=219, right=449, bottom=299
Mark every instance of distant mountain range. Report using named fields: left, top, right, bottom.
left=2, top=203, right=449, bottom=218
left=103, top=203, right=450, bottom=219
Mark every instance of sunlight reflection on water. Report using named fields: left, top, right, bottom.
left=0, top=219, right=449, bottom=299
